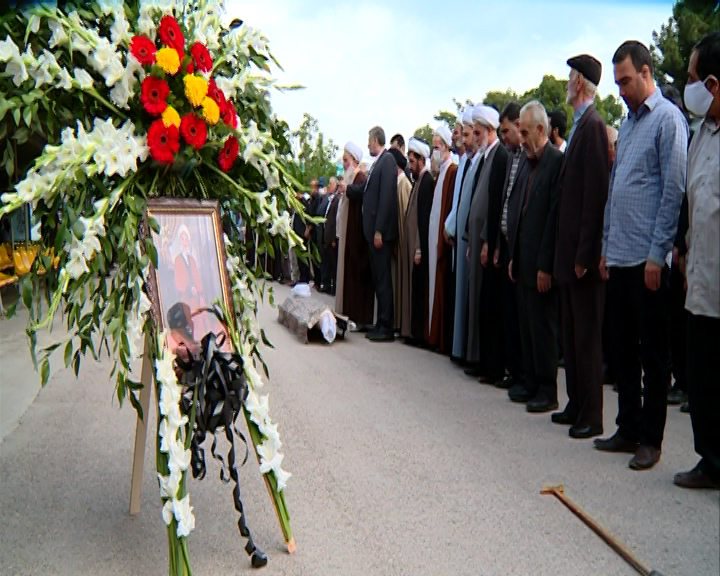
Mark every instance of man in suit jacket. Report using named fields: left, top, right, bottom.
left=343, top=126, right=399, bottom=341
left=507, top=101, right=563, bottom=412
left=553, top=55, right=610, bottom=439
left=496, top=102, right=527, bottom=392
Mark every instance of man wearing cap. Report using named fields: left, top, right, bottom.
left=446, top=106, right=482, bottom=363
left=427, top=123, right=458, bottom=353
left=336, top=141, right=374, bottom=330
left=595, top=41, right=688, bottom=471
left=400, top=138, right=434, bottom=344
left=343, top=126, right=399, bottom=342
left=388, top=146, right=412, bottom=334
left=464, top=105, right=508, bottom=383
left=507, top=101, right=564, bottom=412
left=553, top=54, right=610, bottom=439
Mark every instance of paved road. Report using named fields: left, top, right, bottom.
left=0, top=283, right=717, bottom=575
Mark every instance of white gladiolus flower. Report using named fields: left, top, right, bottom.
left=245, top=365, right=264, bottom=390
left=162, top=500, right=174, bottom=525
left=158, top=418, right=174, bottom=453
left=166, top=404, right=188, bottom=431
left=26, top=14, right=41, bottom=34
left=70, top=33, right=92, bottom=57
left=73, top=68, right=94, bottom=89
left=48, top=20, right=68, bottom=48
left=56, top=67, right=73, bottom=90
left=159, top=384, right=182, bottom=418
left=257, top=441, right=284, bottom=476
left=269, top=211, right=291, bottom=238
left=5, top=54, right=28, bottom=86
left=0, top=36, right=20, bottom=62
left=245, top=390, right=270, bottom=427
left=173, top=495, right=195, bottom=538
left=158, top=470, right=182, bottom=499
left=110, top=9, right=131, bottom=45
left=65, top=245, right=89, bottom=279
left=155, top=353, right=177, bottom=390
left=260, top=421, right=282, bottom=451
left=168, top=438, right=191, bottom=474
left=137, top=6, right=157, bottom=40
left=274, top=467, right=291, bottom=491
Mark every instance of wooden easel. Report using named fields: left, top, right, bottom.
left=127, top=335, right=296, bottom=553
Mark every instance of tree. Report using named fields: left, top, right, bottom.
left=651, top=0, right=720, bottom=93
left=434, top=110, right=458, bottom=128
left=595, top=93, right=625, bottom=128
left=413, top=124, right=434, bottom=146
left=291, top=113, right=338, bottom=183
left=483, top=89, right=520, bottom=115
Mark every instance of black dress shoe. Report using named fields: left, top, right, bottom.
left=594, top=432, right=639, bottom=453
left=680, top=401, right=690, bottom=413
left=496, top=376, right=514, bottom=389
left=551, top=411, right=575, bottom=425
left=629, top=445, right=661, bottom=470
left=464, top=367, right=482, bottom=377
left=674, top=465, right=720, bottom=490
left=367, top=331, right=394, bottom=342
left=569, top=424, right=603, bottom=439
left=527, top=398, right=559, bottom=413
left=508, top=384, right=533, bottom=403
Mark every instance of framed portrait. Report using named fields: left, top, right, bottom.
left=145, top=198, right=234, bottom=357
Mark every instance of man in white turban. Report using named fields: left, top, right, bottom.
left=464, top=105, right=508, bottom=383
left=335, top=141, right=374, bottom=329
left=400, top=137, right=434, bottom=344
left=447, top=105, right=482, bottom=362
left=427, top=123, right=458, bottom=353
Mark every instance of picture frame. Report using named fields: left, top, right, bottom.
left=145, top=198, right=234, bottom=356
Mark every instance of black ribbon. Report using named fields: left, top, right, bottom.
left=176, top=312, right=268, bottom=569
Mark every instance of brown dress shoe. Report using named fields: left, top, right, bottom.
left=629, top=445, right=661, bottom=470
left=674, top=465, right=720, bottom=489
left=594, top=432, right=639, bottom=453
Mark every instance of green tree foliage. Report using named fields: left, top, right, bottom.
left=483, top=89, right=520, bottom=115
left=292, top=113, right=338, bottom=183
left=651, top=0, right=720, bottom=93
left=413, top=124, right=434, bottom=145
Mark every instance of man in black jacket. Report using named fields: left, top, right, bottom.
left=342, top=126, right=399, bottom=341
left=507, top=101, right=563, bottom=413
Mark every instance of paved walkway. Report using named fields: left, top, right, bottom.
left=0, top=283, right=717, bottom=575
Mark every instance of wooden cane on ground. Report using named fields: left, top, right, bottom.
left=541, top=484, right=666, bottom=576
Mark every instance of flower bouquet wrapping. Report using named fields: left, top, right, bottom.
left=0, top=1, right=302, bottom=573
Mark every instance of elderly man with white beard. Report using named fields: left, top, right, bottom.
left=427, top=123, right=458, bottom=353
left=464, top=105, right=508, bottom=383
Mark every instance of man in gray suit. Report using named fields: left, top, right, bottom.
left=342, top=126, right=399, bottom=341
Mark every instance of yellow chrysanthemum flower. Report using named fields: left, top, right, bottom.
left=201, top=97, right=220, bottom=125
left=156, top=47, right=180, bottom=76
left=161, top=105, right=181, bottom=129
left=184, top=75, right=208, bottom=108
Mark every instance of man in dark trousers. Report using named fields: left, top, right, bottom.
left=553, top=54, right=610, bottom=439
left=292, top=190, right=312, bottom=284
left=496, top=102, right=527, bottom=391
left=323, top=176, right=341, bottom=295
left=507, top=101, right=563, bottom=413
left=342, top=126, right=399, bottom=342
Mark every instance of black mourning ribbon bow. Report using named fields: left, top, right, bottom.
left=176, top=315, right=268, bottom=569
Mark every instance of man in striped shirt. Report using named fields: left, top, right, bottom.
left=594, top=41, right=689, bottom=471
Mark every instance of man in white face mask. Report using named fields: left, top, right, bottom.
left=673, top=31, right=720, bottom=491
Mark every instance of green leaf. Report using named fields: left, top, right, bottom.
left=128, top=389, right=144, bottom=420
left=73, top=352, right=81, bottom=378
left=64, top=341, right=73, bottom=368
left=145, top=240, right=158, bottom=268
left=148, top=217, right=161, bottom=234
left=3, top=303, right=17, bottom=318
left=40, top=358, right=50, bottom=387
left=12, top=107, right=20, bottom=126
left=21, top=276, right=32, bottom=309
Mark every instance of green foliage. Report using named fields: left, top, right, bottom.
left=412, top=124, right=433, bottom=146
left=434, top=110, right=458, bottom=128
left=292, top=113, right=338, bottom=184
left=651, top=0, right=720, bottom=92
left=483, top=89, right=520, bottom=115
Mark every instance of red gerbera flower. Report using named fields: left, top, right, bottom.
left=186, top=61, right=195, bottom=74
left=148, top=119, right=180, bottom=164
left=140, top=76, right=170, bottom=115
left=219, top=136, right=239, bottom=172
left=159, top=15, right=184, bottom=55
left=180, top=114, right=208, bottom=149
left=207, top=78, right=226, bottom=107
left=221, top=100, right=238, bottom=129
left=130, top=35, right=156, bottom=65
left=189, top=42, right=213, bottom=72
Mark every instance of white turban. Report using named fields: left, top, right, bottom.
left=408, top=137, right=430, bottom=159
left=461, top=106, right=475, bottom=126
left=433, top=123, right=452, bottom=148
left=177, top=224, right=191, bottom=241
left=344, top=141, right=363, bottom=163
left=472, top=105, right=500, bottom=130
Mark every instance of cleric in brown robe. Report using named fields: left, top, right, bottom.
left=427, top=124, right=458, bottom=353
left=337, top=141, right=374, bottom=330
left=400, top=138, right=434, bottom=344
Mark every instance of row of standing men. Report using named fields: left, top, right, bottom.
left=322, top=38, right=719, bottom=488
